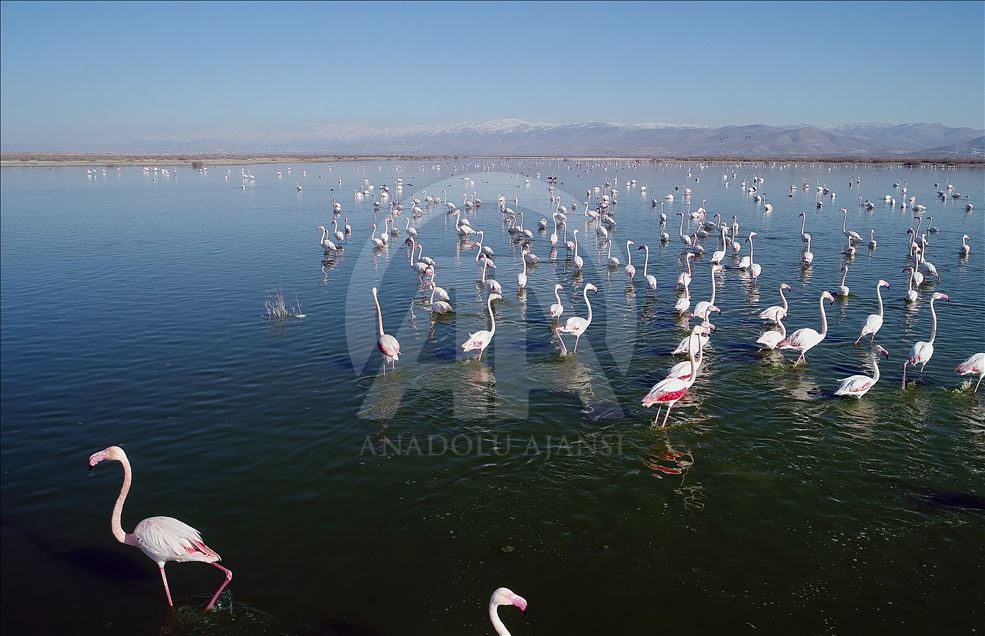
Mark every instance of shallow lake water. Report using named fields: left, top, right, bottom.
left=1, top=159, right=983, bottom=635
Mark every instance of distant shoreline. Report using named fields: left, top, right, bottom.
left=2, top=152, right=983, bottom=168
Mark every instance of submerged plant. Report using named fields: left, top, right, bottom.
left=262, top=288, right=305, bottom=321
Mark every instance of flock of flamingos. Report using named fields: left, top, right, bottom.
left=89, top=164, right=981, bottom=636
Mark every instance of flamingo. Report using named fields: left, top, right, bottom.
left=482, top=258, right=502, bottom=295
left=710, top=226, right=727, bottom=265
left=517, top=255, right=527, bottom=291
left=557, top=283, right=598, bottom=353
left=606, top=240, right=621, bottom=267
left=638, top=244, right=657, bottom=294
left=666, top=326, right=711, bottom=379
left=677, top=253, right=694, bottom=289
left=549, top=284, right=564, bottom=320
left=462, top=293, right=502, bottom=361
left=489, top=587, right=528, bottom=636
left=759, top=283, right=792, bottom=323
left=802, top=235, right=814, bottom=267
left=317, top=225, right=339, bottom=252
left=960, top=234, right=971, bottom=256
left=747, top=232, right=761, bottom=279
left=868, top=230, right=877, bottom=250
left=693, top=264, right=721, bottom=320
left=673, top=312, right=718, bottom=354
left=835, top=346, right=889, bottom=398
left=855, top=280, right=890, bottom=344
left=757, top=314, right=786, bottom=351
left=956, top=353, right=985, bottom=392
left=572, top=229, right=584, bottom=271
left=405, top=218, right=418, bottom=239
left=428, top=282, right=453, bottom=315
left=902, top=292, right=949, bottom=388
left=674, top=275, right=691, bottom=316
left=841, top=208, right=863, bottom=243
left=778, top=290, right=835, bottom=365
left=427, top=269, right=449, bottom=302
left=799, top=212, right=812, bottom=245
left=331, top=219, right=345, bottom=244
left=370, top=223, right=385, bottom=249
left=625, top=240, right=636, bottom=278
left=642, top=325, right=705, bottom=427
left=837, top=266, right=850, bottom=298
left=372, top=287, right=400, bottom=375
left=88, top=446, right=232, bottom=611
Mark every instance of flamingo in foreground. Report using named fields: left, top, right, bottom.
left=956, top=353, right=984, bottom=392
left=489, top=587, right=528, bottom=636
left=462, top=293, right=502, bottom=361
left=779, top=290, right=835, bottom=365
left=855, top=280, right=890, bottom=344
left=372, top=287, right=400, bottom=375
left=759, top=283, right=792, bottom=323
left=835, top=345, right=889, bottom=398
left=557, top=283, right=597, bottom=354
left=88, top=446, right=232, bottom=611
left=902, top=292, right=949, bottom=388
left=642, top=325, right=705, bottom=427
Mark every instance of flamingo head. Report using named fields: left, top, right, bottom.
left=585, top=283, right=598, bottom=294
left=963, top=234, right=970, bottom=240
left=491, top=587, right=528, bottom=613
left=89, top=445, right=125, bottom=469
left=781, top=283, right=792, bottom=292
left=821, top=291, right=835, bottom=303
left=874, top=345, right=890, bottom=359
left=932, top=292, right=949, bottom=302
left=554, top=284, right=563, bottom=291
left=638, top=244, right=647, bottom=252
left=878, top=280, right=890, bottom=288
left=316, top=225, right=326, bottom=231
left=839, top=208, right=848, bottom=214
left=489, top=293, right=503, bottom=303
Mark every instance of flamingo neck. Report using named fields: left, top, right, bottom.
left=876, top=284, right=884, bottom=316
left=373, top=291, right=385, bottom=338
left=554, top=287, right=561, bottom=305
left=429, top=285, right=436, bottom=304
left=489, top=604, right=510, bottom=636
left=708, top=268, right=716, bottom=305
left=642, top=246, right=649, bottom=277
left=841, top=269, right=847, bottom=286
left=777, top=317, right=786, bottom=338
left=111, top=456, right=132, bottom=544
left=748, top=235, right=755, bottom=261
left=780, top=286, right=788, bottom=312
left=522, top=257, right=527, bottom=276
left=482, top=260, right=488, bottom=283
left=800, top=215, right=806, bottom=234
left=928, top=297, right=938, bottom=344
left=871, top=355, right=881, bottom=383
left=686, top=336, right=700, bottom=385
left=320, top=227, right=327, bottom=242
left=584, top=288, right=593, bottom=325
left=487, top=296, right=497, bottom=336
left=819, top=294, right=829, bottom=337
left=626, top=243, right=633, bottom=266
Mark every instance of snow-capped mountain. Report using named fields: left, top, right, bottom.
left=3, top=120, right=983, bottom=157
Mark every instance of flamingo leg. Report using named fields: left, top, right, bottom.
left=478, top=349, right=483, bottom=362
left=975, top=376, right=982, bottom=393
left=573, top=334, right=581, bottom=353
left=795, top=353, right=805, bottom=366
left=204, top=563, right=233, bottom=611
left=870, top=332, right=876, bottom=344
left=651, top=406, right=662, bottom=425
left=661, top=404, right=673, bottom=428
left=854, top=334, right=862, bottom=346
left=159, top=566, right=174, bottom=607
left=901, top=361, right=908, bottom=388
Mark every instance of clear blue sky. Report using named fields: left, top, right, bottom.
left=2, top=1, right=983, bottom=147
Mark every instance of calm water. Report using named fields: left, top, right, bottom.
left=2, top=160, right=983, bottom=635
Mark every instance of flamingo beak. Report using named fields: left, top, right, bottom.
left=511, top=594, right=528, bottom=613
left=941, top=295, right=950, bottom=301
left=88, top=451, right=106, bottom=470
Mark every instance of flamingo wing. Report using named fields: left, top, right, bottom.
left=378, top=335, right=400, bottom=360
left=462, top=331, right=491, bottom=352
left=835, top=375, right=874, bottom=397
left=642, top=378, right=688, bottom=407
left=133, top=516, right=220, bottom=563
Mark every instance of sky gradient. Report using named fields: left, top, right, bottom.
left=2, top=1, right=983, bottom=148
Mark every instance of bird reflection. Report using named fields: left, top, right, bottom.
left=641, top=438, right=694, bottom=479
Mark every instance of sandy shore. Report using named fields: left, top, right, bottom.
left=2, top=152, right=983, bottom=168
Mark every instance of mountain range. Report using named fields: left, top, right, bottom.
left=5, top=120, right=984, bottom=157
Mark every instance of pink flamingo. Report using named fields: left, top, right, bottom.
left=902, top=292, right=949, bottom=388
left=759, top=283, right=792, bottom=323
left=756, top=314, right=786, bottom=351
left=854, top=280, right=890, bottom=344
left=556, top=283, right=598, bottom=353
left=835, top=345, right=889, bottom=398
left=462, top=293, right=502, bottom=361
left=372, top=287, right=400, bottom=375
left=489, top=587, right=528, bottom=636
left=642, top=325, right=705, bottom=427
left=956, top=353, right=984, bottom=392
left=638, top=244, right=657, bottom=294
left=88, top=446, right=232, bottom=611
left=778, top=290, right=835, bottom=365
